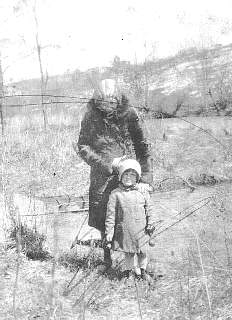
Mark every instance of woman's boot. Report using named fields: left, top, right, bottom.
left=103, top=247, right=112, bottom=267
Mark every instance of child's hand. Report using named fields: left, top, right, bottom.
left=136, top=183, right=153, bottom=193
left=146, top=224, right=155, bottom=236
left=106, top=242, right=112, bottom=249
left=105, top=234, right=113, bottom=249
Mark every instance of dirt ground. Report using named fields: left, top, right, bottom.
left=1, top=183, right=232, bottom=319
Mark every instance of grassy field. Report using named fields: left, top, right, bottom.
left=2, top=111, right=232, bottom=196
left=1, top=111, right=232, bottom=319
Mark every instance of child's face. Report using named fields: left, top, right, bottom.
left=121, top=169, right=137, bottom=187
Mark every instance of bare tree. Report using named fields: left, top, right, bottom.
left=143, top=41, right=149, bottom=110
left=209, top=52, right=232, bottom=115
left=0, top=62, right=4, bottom=135
left=32, top=2, right=48, bottom=130
left=191, top=48, right=213, bottom=114
left=0, top=38, right=12, bottom=135
left=0, top=55, right=4, bottom=135
left=0, top=4, right=12, bottom=135
left=9, top=0, right=61, bottom=130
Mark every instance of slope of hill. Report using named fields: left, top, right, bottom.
left=4, top=43, right=232, bottom=117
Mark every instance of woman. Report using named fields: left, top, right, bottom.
left=73, top=79, right=153, bottom=266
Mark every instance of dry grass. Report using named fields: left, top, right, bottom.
left=143, top=116, right=232, bottom=185
left=2, top=113, right=232, bottom=198
left=1, top=227, right=232, bottom=320
left=1, top=112, right=232, bottom=319
left=1, top=111, right=89, bottom=198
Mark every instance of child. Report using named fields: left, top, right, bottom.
left=105, top=159, right=156, bottom=280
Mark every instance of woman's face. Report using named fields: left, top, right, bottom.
left=121, top=169, right=137, bottom=187
left=101, top=79, right=116, bottom=97
left=100, top=98, right=117, bottom=113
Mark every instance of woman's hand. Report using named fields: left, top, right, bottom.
left=146, top=224, right=156, bottom=236
left=112, top=155, right=127, bottom=173
left=135, top=182, right=153, bottom=193
left=106, top=234, right=113, bottom=242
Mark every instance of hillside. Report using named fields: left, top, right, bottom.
left=4, top=43, right=232, bottom=117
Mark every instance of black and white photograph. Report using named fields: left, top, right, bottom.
left=1, top=0, right=232, bottom=319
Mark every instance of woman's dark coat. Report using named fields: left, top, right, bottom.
left=74, top=96, right=153, bottom=232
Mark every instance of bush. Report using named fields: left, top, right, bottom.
left=59, top=247, right=103, bottom=272
left=8, top=224, right=50, bottom=261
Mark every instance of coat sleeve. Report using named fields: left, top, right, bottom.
left=144, top=192, right=156, bottom=227
left=105, top=191, right=117, bottom=239
left=73, top=103, right=113, bottom=176
left=127, top=108, right=153, bottom=184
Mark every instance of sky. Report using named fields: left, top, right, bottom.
left=1, top=0, right=232, bottom=83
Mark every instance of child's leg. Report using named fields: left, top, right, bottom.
left=134, top=254, right=141, bottom=275
left=137, top=253, right=149, bottom=280
left=137, top=253, right=148, bottom=270
left=124, top=252, right=135, bottom=270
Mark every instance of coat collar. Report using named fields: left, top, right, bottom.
left=89, top=96, right=129, bottom=121
left=119, top=182, right=137, bottom=191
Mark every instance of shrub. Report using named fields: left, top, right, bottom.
left=8, top=224, right=50, bottom=261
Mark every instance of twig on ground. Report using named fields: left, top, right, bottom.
left=134, top=277, right=143, bottom=320
left=63, top=246, right=98, bottom=296
left=13, top=208, right=21, bottom=320
left=195, top=234, right=213, bottom=319
left=70, top=214, right=89, bottom=249
left=49, top=207, right=58, bottom=317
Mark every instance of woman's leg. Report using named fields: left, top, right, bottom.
left=120, top=253, right=135, bottom=278
left=124, top=252, right=135, bottom=270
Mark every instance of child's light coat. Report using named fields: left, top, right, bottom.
left=105, top=185, right=155, bottom=253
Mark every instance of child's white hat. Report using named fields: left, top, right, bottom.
left=118, top=159, right=141, bottom=181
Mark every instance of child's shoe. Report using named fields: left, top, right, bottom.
left=149, top=236, right=156, bottom=247
left=140, top=268, right=149, bottom=281
left=121, top=269, right=132, bottom=279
